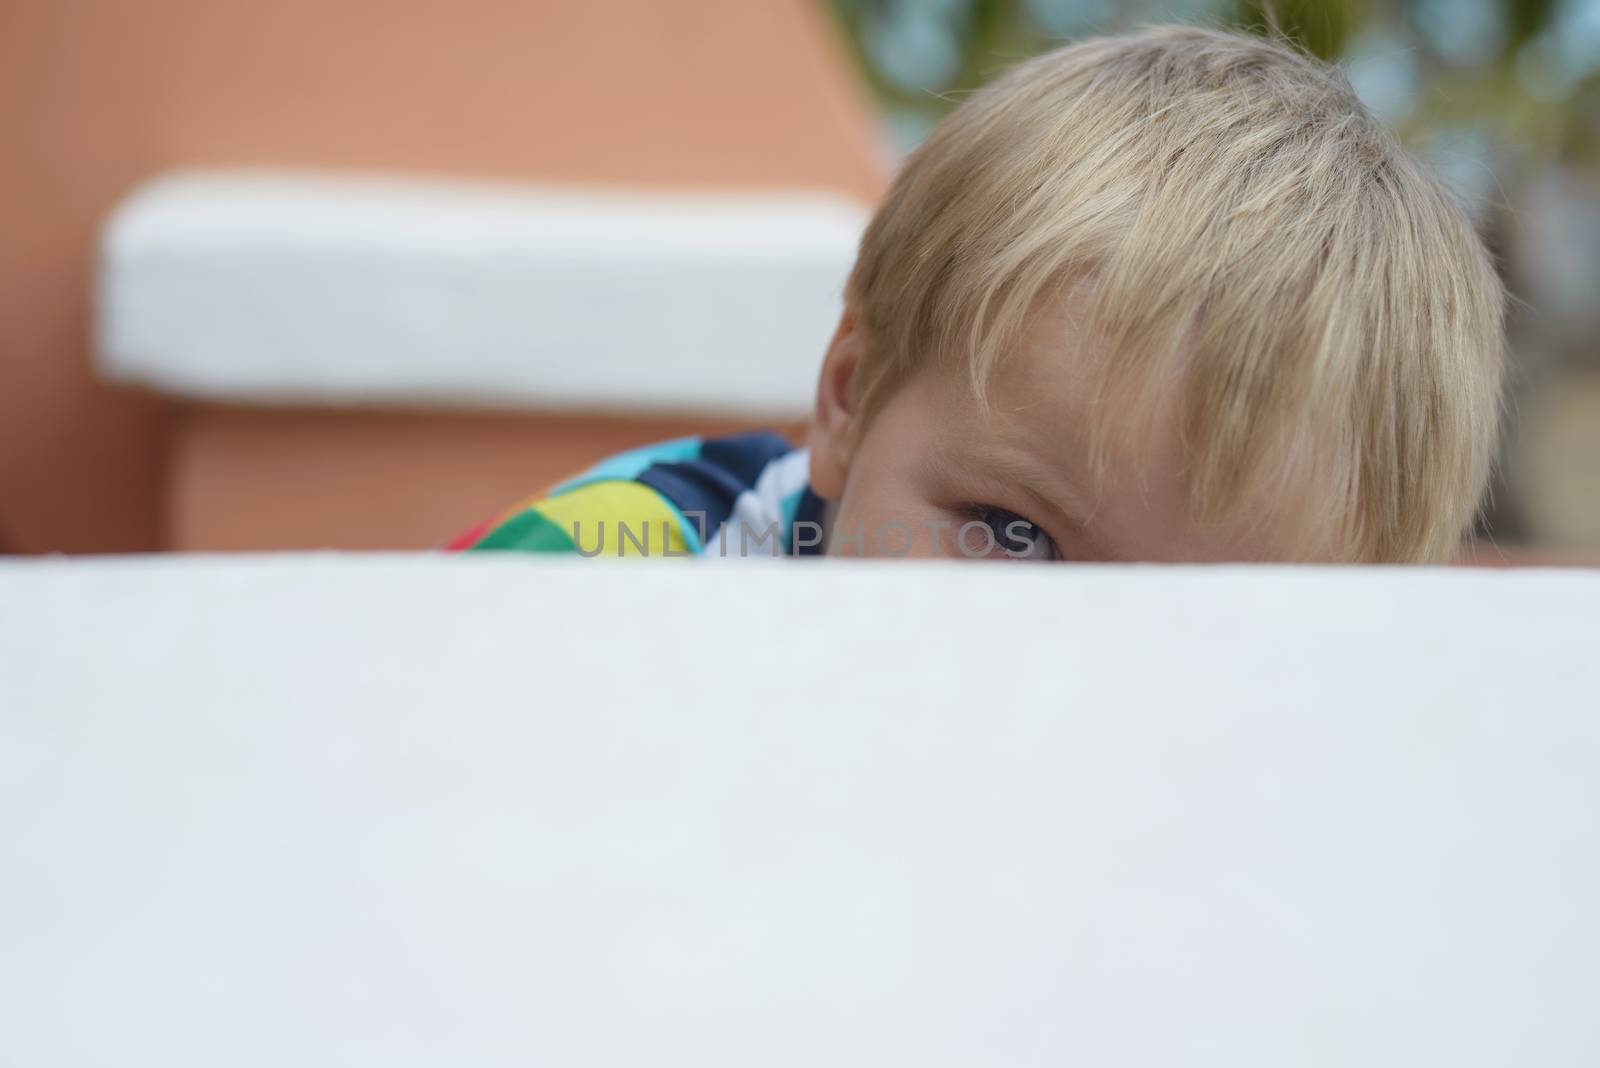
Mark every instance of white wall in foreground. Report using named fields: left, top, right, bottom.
left=2, top=557, right=1598, bottom=1066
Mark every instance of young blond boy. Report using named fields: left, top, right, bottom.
left=450, top=26, right=1504, bottom=564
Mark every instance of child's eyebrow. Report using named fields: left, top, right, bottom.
left=941, top=438, right=1096, bottom=528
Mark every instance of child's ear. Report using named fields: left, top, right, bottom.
left=807, top=308, right=862, bottom=501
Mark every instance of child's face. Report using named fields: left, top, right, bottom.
left=807, top=302, right=1284, bottom=563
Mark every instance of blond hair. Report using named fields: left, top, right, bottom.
left=845, top=26, right=1505, bottom=563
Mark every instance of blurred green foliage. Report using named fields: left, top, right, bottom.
left=1231, top=0, right=1361, bottom=58
left=827, top=0, right=1598, bottom=171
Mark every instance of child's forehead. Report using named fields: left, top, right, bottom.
left=915, top=323, right=1291, bottom=562
left=948, top=295, right=1151, bottom=439
left=921, top=354, right=1166, bottom=506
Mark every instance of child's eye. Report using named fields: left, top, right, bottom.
left=963, top=506, right=1057, bottom=561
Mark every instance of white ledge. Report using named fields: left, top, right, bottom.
left=96, top=171, right=868, bottom=416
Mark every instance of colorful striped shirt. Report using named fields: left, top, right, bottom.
left=447, top=431, right=827, bottom=558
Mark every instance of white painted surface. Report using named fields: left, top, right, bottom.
left=96, top=173, right=866, bottom=416
left=2, top=555, right=1598, bottom=1066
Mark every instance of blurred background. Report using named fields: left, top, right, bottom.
left=0, top=0, right=1594, bottom=559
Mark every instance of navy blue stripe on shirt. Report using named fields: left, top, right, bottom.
left=635, top=460, right=748, bottom=544
left=637, top=432, right=798, bottom=545
left=697, top=432, right=795, bottom=488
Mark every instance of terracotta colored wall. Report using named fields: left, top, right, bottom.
left=0, top=0, right=886, bottom=553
